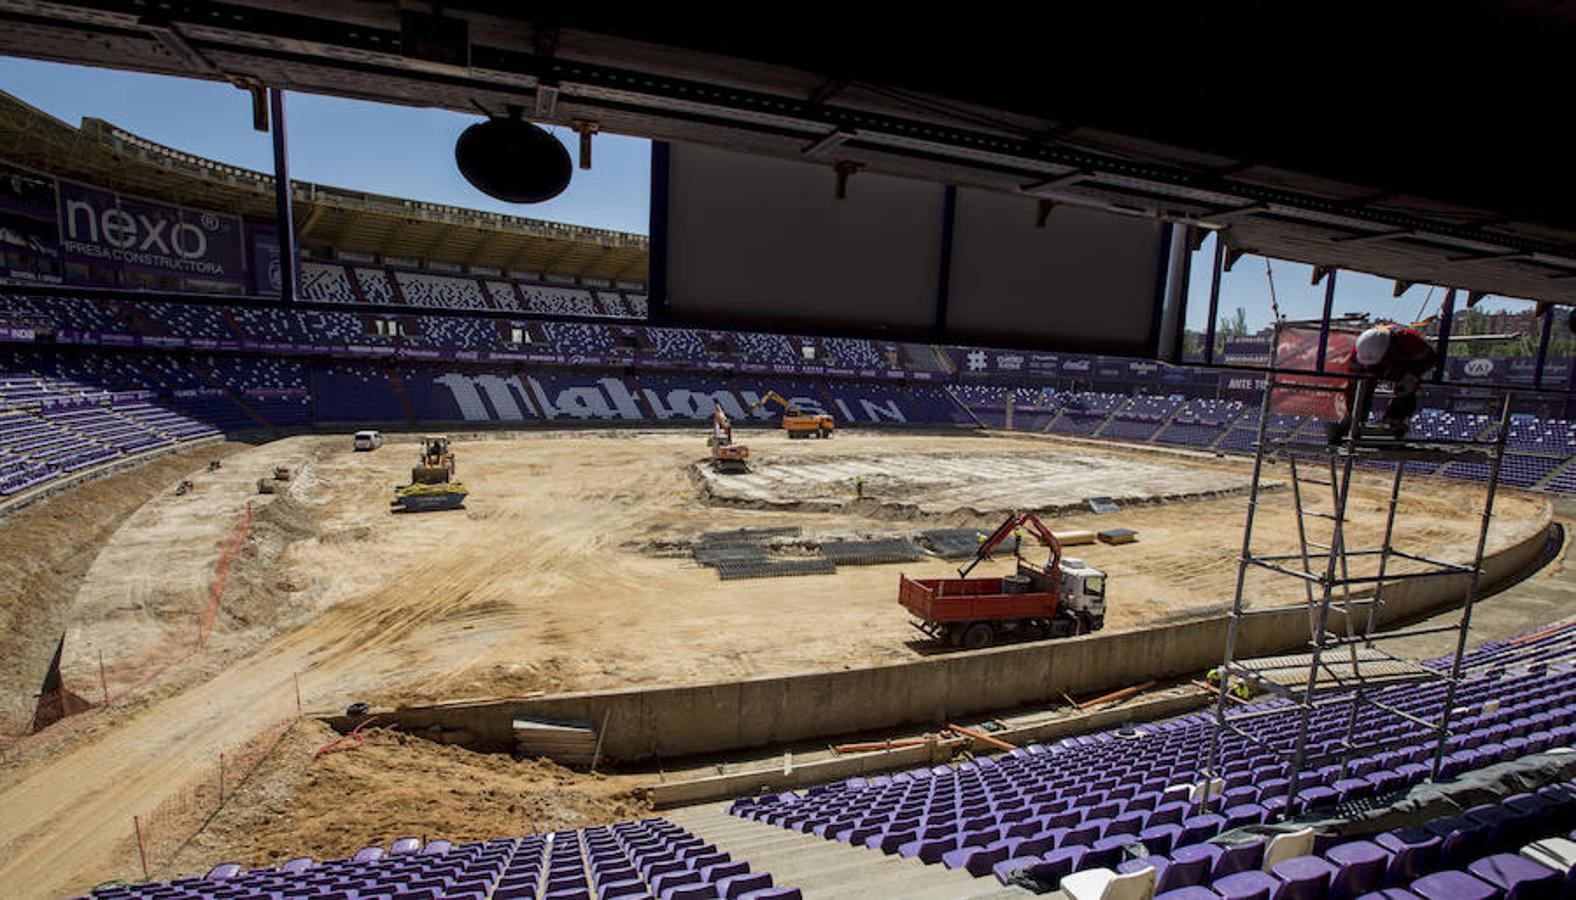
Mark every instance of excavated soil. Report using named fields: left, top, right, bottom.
left=0, top=429, right=1550, bottom=897
left=0, top=443, right=247, bottom=724
left=162, top=721, right=646, bottom=880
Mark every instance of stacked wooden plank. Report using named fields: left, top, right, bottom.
left=513, top=717, right=599, bottom=766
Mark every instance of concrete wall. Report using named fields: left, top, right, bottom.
left=328, top=505, right=1555, bottom=763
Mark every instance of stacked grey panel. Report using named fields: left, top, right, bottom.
left=693, top=543, right=770, bottom=566
left=820, top=538, right=925, bottom=566
left=712, top=557, right=837, bottom=580
left=921, top=528, right=988, bottom=559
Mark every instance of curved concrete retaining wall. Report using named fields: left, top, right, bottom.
left=328, top=503, right=1555, bottom=763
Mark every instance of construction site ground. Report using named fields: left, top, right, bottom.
left=0, top=429, right=1551, bottom=897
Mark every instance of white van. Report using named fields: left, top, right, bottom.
left=353, top=430, right=383, bottom=452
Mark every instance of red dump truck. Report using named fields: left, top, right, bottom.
left=900, top=511, right=1107, bottom=650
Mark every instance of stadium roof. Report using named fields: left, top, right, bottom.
left=1, top=4, right=1574, bottom=303
left=0, top=90, right=648, bottom=281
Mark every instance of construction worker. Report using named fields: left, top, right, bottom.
left=1330, top=322, right=1438, bottom=441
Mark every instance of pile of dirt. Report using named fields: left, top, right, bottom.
left=166, top=721, right=647, bottom=876
left=0, top=444, right=246, bottom=714
left=217, top=493, right=327, bottom=633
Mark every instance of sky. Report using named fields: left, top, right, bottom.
left=0, top=55, right=1538, bottom=331
left=0, top=56, right=652, bottom=235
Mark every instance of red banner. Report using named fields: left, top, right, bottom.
left=1268, top=327, right=1358, bottom=421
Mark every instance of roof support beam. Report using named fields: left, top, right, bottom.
left=1331, top=228, right=1410, bottom=244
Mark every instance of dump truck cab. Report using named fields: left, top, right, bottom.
left=1056, top=557, right=1107, bottom=630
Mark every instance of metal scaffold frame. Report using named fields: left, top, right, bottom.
left=1201, top=323, right=1512, bottom=817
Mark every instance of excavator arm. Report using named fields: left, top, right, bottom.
left=959, top=510, right=1063, bottom=578
left=748, top=390, right=803, bottom=416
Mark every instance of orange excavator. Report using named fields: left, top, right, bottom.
left=708, top=404, right=750, bottom=473
left=749, top=390, right=835, bottom=439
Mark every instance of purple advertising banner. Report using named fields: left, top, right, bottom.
left=57, top=180, right=245, bottom=284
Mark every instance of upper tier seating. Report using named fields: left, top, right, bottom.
left=520, top=284, right=599, bottom=317
left=394, top=272, right=488, bottom=311
left=299, top=261, right=358, bottom=303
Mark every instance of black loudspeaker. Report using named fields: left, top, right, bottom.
left=455, top=116, right=572, bottom=203
left=1567, top=306, right=1576, bottom=335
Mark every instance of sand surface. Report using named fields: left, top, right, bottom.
left=0, top=429, right=1548, bottom=896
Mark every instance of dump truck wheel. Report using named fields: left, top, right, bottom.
left=1020, top=621, right=1047, bottom=642
left=1087, top=614, right=1105, bottom=632
left=960, top=622, right=994, bottom=651
left=817, top=427, right=828, bottom=439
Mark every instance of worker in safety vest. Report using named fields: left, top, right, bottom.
left=1330, top=322, right=1438, bottom=441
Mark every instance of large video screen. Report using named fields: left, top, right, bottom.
left=651, top=141, right=1176, bottom=356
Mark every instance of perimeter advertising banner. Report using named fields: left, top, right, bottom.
left=56, top=179, right=245, bottom=285
left=1267, top=327, right=1358, bottom=420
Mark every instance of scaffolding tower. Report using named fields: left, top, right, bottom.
left=1203, top=329, right=1511, bottom=817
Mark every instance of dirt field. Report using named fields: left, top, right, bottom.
left=0, top=429, right=1549, bottom=896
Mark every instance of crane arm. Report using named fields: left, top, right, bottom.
left=959, top=510, right=1063, bottom=578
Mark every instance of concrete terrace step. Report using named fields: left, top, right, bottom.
left=667, top=801, right=1032, bottom=899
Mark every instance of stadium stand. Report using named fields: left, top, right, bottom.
left=92, top=818, right=802, bottom=900
left=1049, top=392, right=1127, bottom=436
left=646, top=326, right=709, bottom=361
left=597, top=290, right=631, bottom=317
left=1155, top=399, right=1247, bottom=448
left=484, top=280, right=521, bottom=310
left=133, top=302, right=239, bottom=340
left=520, top=283, right=599, bottom=317
left=908, top=385, right=979, bottom=425
left=415, top=315, right=505, bottom=352
left=354, top=267, right=396, bottom=305
left=728, top=623, right=1576, bottom=895
left=539, top=321, right=616, bottom=356
left=9, top=285, right=1576, bottom=498
left=310, top=362, right=407, bottom=423
left=299, top=261, right=358, bottom=304
left=822, top=336, right=887, bottom=370
left=735, top=332, right=799, bottom=366
left=1100, top=395, right=1183, bottom=442
left=952, top=385, right=1009, bottom=427
left=0, top=292, right=121, bottom=332
left=1010, top=388, right=1067, bottom=432
left=395, top=271, right=489, bottom=311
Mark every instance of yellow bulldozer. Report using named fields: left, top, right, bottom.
left=411, top=435, right=456, bottom=485
left=749, top=391, right=835, bottom=439
left=393, top=435, right=466, bottom=513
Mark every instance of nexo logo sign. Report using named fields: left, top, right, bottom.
left=1464, top=358, right=1494, bottom=378
left=63, top=199, right=213, bottom=258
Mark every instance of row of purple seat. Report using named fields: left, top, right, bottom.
left=728, top=623, right=1576, bottom=896
left=88, top=819, right=801, bottom=900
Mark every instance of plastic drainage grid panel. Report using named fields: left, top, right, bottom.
left=820, top=539, right=925, bottom=566
left=712, top=558, right=838, bottom=580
